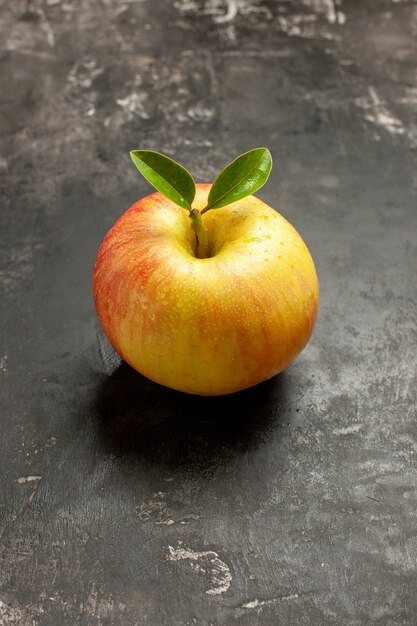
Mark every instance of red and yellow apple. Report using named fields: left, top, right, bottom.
left=93, top=184, right=319, bottom=395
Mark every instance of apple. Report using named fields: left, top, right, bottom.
left=93, top=183, right=319, bottom=395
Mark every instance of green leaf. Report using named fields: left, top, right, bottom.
left=130, top=150, right=196, bottom=210
left=205, top=148, right=272, bottom=211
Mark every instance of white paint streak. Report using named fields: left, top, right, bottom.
left=0, top=355, right=7, bottom=372
left=174, top=0, right=199, bottom=13
left=356, top=87, right=405, bottom=135
left=2, top=48, right=55, bottom=60
left=137, top=492, right=198, bottom=525
left=239, top=0, right=273, bottom=19
left=116, top=93, right=150, bottom=121
left=333, top=423, right=362, bottom=435
left=399, top=87, right=417, bottom=105
left=213, top=0, right=238, bottom=23
left=0, top=599, right=25, bottom=624
left=175, top=0, right=273, bottom=23
left=277, top=0, right=345, bottom=38
left=41, top=15, right=55, bottom=47
left=322, top=0, right=337, bottom=24
left=68, top=59, right=103, bottom=89
left=242, top=594, right=299, bottom=609
left=178, top=105, right=215, bottom=122
left=167, top=544, right=232, bottom=596
left=302, top=0, right=346, bottom=24
left=183, top=138, right=214, bottom=147
left=17, top=476, right=42, bottom=484
left=220, top=49, right=292, bottom=58
left=337, top=11, right=346, bottom=25
left=377, top=474, right=417, bottom=488
left=277, top=14, right=318, bottom=39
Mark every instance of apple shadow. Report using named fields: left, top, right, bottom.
left=93, top=358, right=290, bottom=473
left=92, top=321, right=291, bottom=472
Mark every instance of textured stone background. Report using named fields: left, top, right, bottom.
left=1, top=0, right=417, bottom=624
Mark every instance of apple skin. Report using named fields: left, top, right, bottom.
left=93, top=184, right=319, bottom=395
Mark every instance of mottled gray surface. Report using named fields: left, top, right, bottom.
left=1, top=0, right=417, bottom=624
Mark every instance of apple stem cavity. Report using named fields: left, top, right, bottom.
left=129, top=147, right=273, bottom=257
left=189, top=208, right=209, bottom=259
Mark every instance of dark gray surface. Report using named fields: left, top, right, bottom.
left=1, top=0, right=417, bottom=624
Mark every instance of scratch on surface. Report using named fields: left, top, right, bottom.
left=355, top=87, right=405, bottom=135
left=83, top=584, right=127, bottom=620
left=376, top=474, right=417, bottom=488
left=219, top=49, right=292, bottom=58
left=0, top=355, right=7, bottom=372
left=167, top=544, right=232, bottom=596
left=1, top=480, right=42, bottom=541
left=366, top=495, right=382, bottom=503
left=0, top=239, right=34, bottom=293
left=2, top=47, right=55, bottom=59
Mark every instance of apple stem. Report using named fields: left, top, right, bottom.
left=189, top=208, right=209, bottom=259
